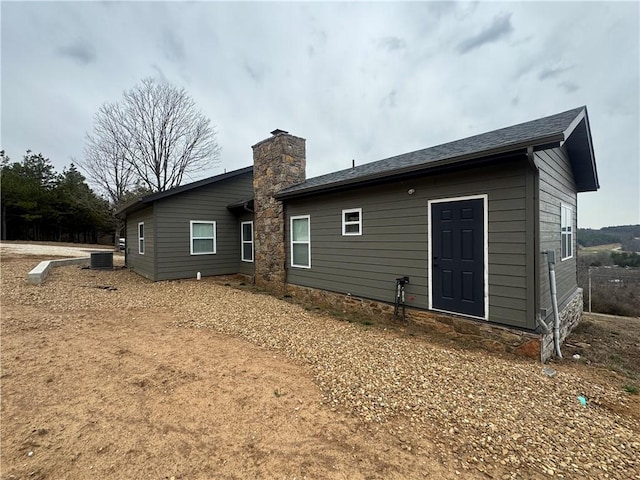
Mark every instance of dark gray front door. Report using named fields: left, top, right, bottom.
left=431, top=198, right=485, bottom=318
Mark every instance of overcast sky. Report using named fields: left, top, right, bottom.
left=2, top=1, right=638, bottom=228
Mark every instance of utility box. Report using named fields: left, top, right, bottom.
left=90, top=252, right=113, bottom=270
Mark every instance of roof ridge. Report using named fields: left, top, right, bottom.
left=277, top=106, right=587, bottom=197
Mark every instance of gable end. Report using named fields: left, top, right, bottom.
left=563, top=115, right=599, bottom=192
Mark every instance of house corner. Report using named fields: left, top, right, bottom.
left=540, top=288, right=584, bottom=362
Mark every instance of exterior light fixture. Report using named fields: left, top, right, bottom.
left=407, top=188, right=416, bottom=195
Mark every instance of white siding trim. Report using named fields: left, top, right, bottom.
left=138, top=222, right=145, bottom=255
left=290, top=215, right=311, bottom=268
left=560, top=203, right=574, bottom=260
left=190, top=220, right=217, bottom=255
left=342, top=208, right=363, bottom=236
left=427, top=194, right=489, bottom=321
left=241, top=221, right=254, bottom=262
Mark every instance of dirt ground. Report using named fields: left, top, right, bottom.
left=2, top=303, right=448, bottom=480
left=563, top=313, right=640, bottom=382
left=0, top=254, right=466, bottom=480
left=1, top=246, right=639, bottom=479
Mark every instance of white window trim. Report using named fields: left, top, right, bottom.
left=138, top=222, right=144, bottom=255
left=290, top=215, right=311, bottom=269
left=342, top=208, right=363, bottom=236
left=190, top=220, right=216, bottom=255
left=241, top=221, right=254, bottom=263
left=561, top=203, right=574, bottom=260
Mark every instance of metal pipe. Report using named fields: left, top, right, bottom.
left=589, top=267, right=591, bottom=313
left=546, top=250, right=562, bottom=359
left=535, top=314, right=551, bottom=333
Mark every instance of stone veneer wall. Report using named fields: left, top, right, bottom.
left=286, top=283, right=569, bottom=361
left=252, top=131, right=306, bottom=293
left=540, top=288, right=584, bottom=362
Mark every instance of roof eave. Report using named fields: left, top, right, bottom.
left=142, top=166, right=253, bottom=203
left=226, top=198, right=255, bottom=211
left=115, top=198, right=149, bottom=218
left=275, top=136, right=563, bottom=200
left=116, top=166, right=254, bottom=217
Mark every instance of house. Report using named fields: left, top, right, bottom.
left=116, top=166, right=254, bottom=281
left=117, top=106, right=598, bottom=361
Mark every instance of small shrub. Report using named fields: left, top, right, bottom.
left=585, top=284, right=640, bottom=317
left=623, top=384, right=639, bottom=395
left=611, top=251, right=640, bottom=268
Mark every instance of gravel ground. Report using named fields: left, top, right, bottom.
left=2, top=255, right=638, bottom=479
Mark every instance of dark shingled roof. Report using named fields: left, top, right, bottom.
left=116, top=166, right=253, bottom=216
left=276, top=106, right=598, bottom=199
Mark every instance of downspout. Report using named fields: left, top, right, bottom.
left=545, top=249, right=562, bottom=359
left=535, top=314, right=551, bottom=333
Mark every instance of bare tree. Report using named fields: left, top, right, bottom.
left=82, top=77, right=221, bottom=196
left=80, top=104, right=136, bottom=206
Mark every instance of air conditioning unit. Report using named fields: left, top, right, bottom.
left=90, top=252, right=113, bottom=270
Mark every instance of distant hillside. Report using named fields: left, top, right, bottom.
left=578, top=224, right=640, bottom=251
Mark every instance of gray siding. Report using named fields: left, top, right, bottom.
left=126, top=207, right=155, bottom=280
left=536, top=147, right=578, bottom=320
left=285, top=160, right=535, bottom=329
left=152, top=174, right=254, bottom=281
left=237, top=212, right=255, bottom=277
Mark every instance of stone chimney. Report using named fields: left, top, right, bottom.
left=252, top=129, right=306, bottom=292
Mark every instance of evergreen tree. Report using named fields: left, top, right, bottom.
left=1, top=151, right=111, bottom=243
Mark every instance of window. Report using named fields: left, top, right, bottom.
left=342, top=208, right=362, bottom=236
left=291, top=215, right=311, bottom=268
left=190, top=221, right=216, bottom=255
left=561, top=204, right=573, bottom=260
left=138, top=222, right=144, bottom=254
left=241, top=221, right=254, bottom=262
